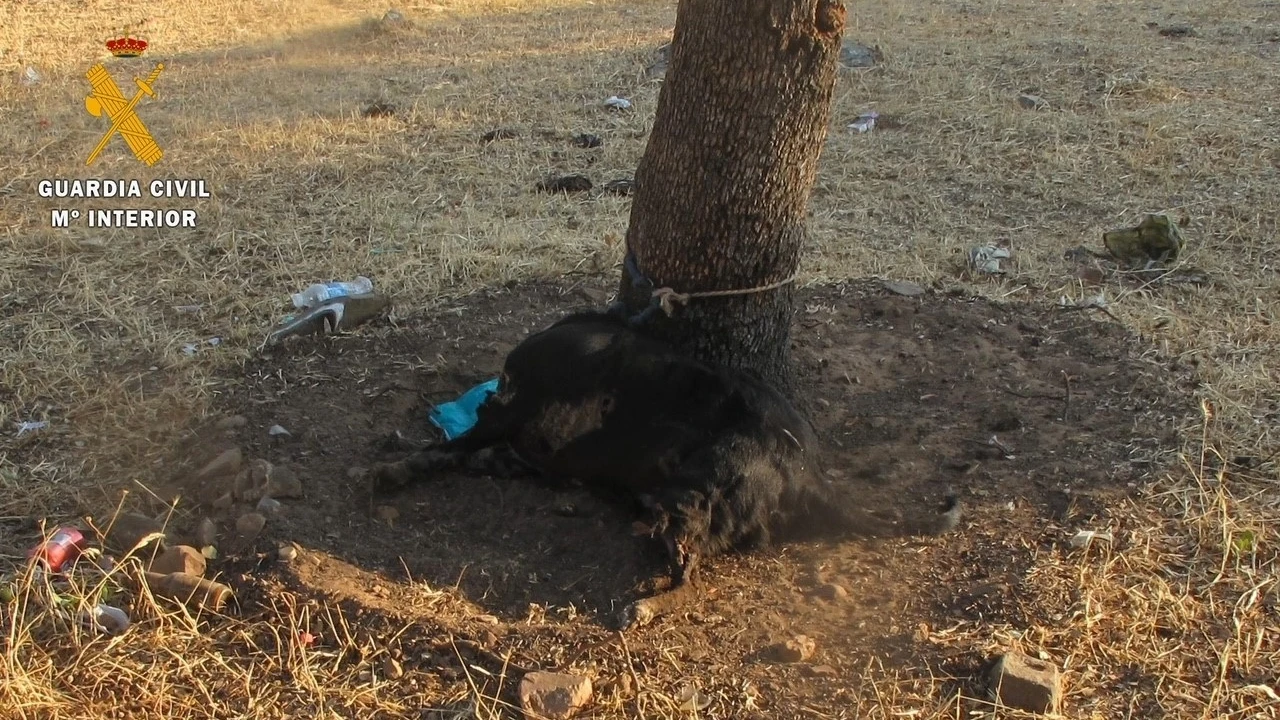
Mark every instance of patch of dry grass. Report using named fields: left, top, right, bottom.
left=3, top=0, right=1280, bottom=717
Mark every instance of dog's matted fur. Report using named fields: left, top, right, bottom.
left=372, top=311, right=960, bottom=626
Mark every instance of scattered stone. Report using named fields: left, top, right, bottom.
left=212, top=492, right=234, bottom=510
left=881, top=279, right=925, bottom=297
left=813, top=583, right=850, bottom=603
left=383, top=657, right=404, bottom=680
left=382, top=8, right=407, bottom=26
left=481, top=127, right=520, bottom=142
left=1017, top=93, right=1048, bottom=110
left=987, top=651, right=1062, bottom=715
left=763, top=634, right=817, bottom=663
left=601, top=178, right=634, bottom=196
left=347, top=466, right=368, bottom=481
left=268, top=424, right=291, bottom=437
left=362, top=102, right=395, bottom=120
left=195, top=518, right=218, bottom=548
left=197, top=447, right=243, bottom=481
left=257, top=497, right=282, bottom=514
left=248, top=459, right=272, bottom=486
left=265, top=465, right=304, bottom=499
left=1157, top=24, right=1195, bottom=38
left=676, top=684, right=713, bottom=712
left=537, top=175, right=593, bottom=194
left=149, top=545, right=207, bottom=577
left=839, top=40, right=882, bottom=69
left=235, top=512, right=266, bottom=541
left=519, top=671, right=593, bottom=720
left=104, top=513, right=167, bottom=554
left=1102, top=213, right=1185, bottom=270
left=214, top=415, right=247, bottom=431
left=571, top=133, right=602, bottom=148
left=803, top=664, right=839, bottom=678
left=277, top=542, right=299, bottom=562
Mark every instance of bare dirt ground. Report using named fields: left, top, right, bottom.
left=3, top=0, right=1280, bottom=718
left=184, top=278, right=1192, bottom=719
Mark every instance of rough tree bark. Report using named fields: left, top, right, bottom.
left=617, top=0, right=846, bottom=389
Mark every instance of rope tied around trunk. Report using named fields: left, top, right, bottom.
left=613, top=250, right=798, bottom=325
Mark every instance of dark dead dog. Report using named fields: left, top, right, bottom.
left=371, top=311, right=960, bottom=627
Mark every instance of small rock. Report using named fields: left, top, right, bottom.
left=881, top=279, right=925, bottom=297
left=104, top=513, right=167, bottom=554
left=1157, top=24, right=1195, bottom=37
left=197, top=447, right=243, bottom=480
left=536, top=175, right=593, bottom=194
left=1017, top=93, right=1048, bottom=110
left=764, top=634, right=816, bottom=663
left=839, top=39, right=882, bottom=69
left=381, top=8, right=407, bottom=26
left=601, top=178, right=634, bottom=196
left=383, top=657, right=404, bottom=680
left=214, top=415, right=247, bottom=430
left=236, top=512, right=266, bottom=541
left=195, top=518, right=218, bottom=548
left=814, top=583, right=849, bottom=603
left=519, top=671, right=593, bottom=720
left=265, top=465, right=303, bottom=499
left=347, top=466, right=368, bottom=481
left=361, top=100, right=396, bottom=118
left=257, top=497, right=282, bottom=514
left=571, top=133, right=602, bottom=148
left=149, top=545, right=207, bottom=576
left=803, top=664, right=839, bottom=678
left=249, top=459, right=272, bottom=486
left=277, top=542, right=299, bottom=562
left=987, top=651, right=1062, bottom=714
left=268, top=425, right=291, bottom=437
left=212, top=492, right=234, bottom=510
left=481, top=127, right=520, bottom=142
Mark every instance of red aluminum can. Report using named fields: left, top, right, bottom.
left=28, top=527, right=87, bottom=573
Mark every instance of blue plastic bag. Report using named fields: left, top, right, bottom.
left=428, top=378, right=500, bottom=440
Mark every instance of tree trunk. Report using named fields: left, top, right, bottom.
left=617, top=0, right=846, bottom=389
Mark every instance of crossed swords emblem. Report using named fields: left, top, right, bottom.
left=84, top=62, right=164, bottom=166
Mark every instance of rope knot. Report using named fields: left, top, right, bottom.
left=652, top=287, right=691, bottom=316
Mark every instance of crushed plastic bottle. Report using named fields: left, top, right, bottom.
left=291, top=276, right=373, bottom=309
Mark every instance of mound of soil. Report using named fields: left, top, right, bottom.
left=194, top=279, right=1186, bottom=716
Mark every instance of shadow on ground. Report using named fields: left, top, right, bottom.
left=139, top=278, right=1190, bottom=716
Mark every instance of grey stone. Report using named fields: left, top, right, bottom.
left=265, top=465, right=303, bottom=499
left=839, top=40, right=881, bottom=69
left=104, top=512, right=167, bottom=554
left=519, top=672, right=593, bottom=720
left=1018, top=93, right=1048, bottom=110
left=882, top=279, right=925, bottom=297
left=987, top=651, right=1062, bottom=714
left=150, top=545, right=207, bottom=576
left=236, top=512, right=266, bottom=541
left=196, top=448, right=243, bottom=480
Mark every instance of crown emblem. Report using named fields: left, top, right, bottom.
left=106, top=21, right=149, bottom=57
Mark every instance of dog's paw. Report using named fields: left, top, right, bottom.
left=618, top=599, right=656, bottom=629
